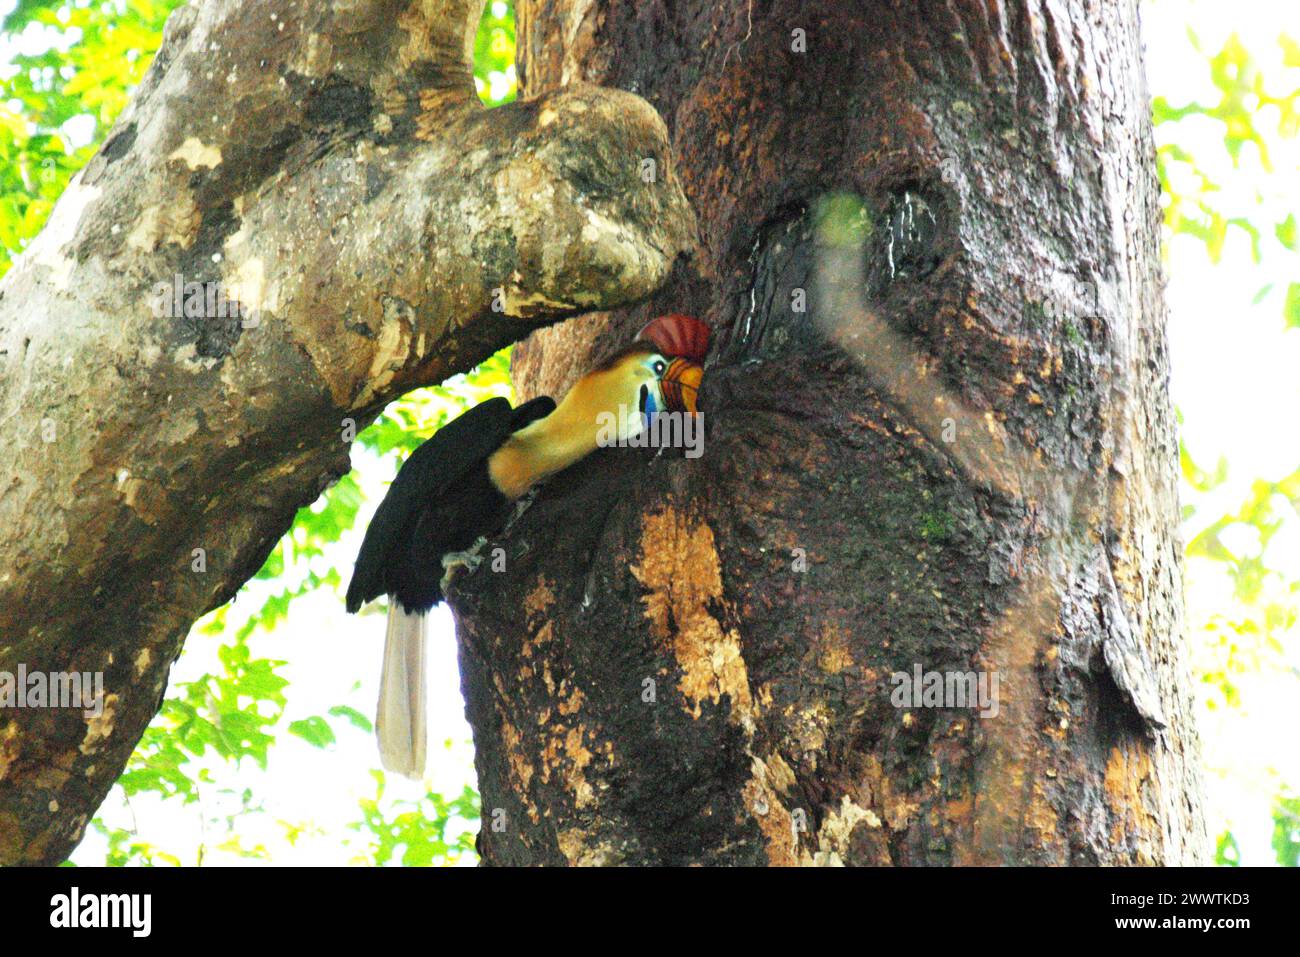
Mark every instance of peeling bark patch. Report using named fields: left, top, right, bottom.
left=743, top=755, right=797, bottom=865
left=542, top=724, right=595, bottom=808
left=500, top=719, right=531, bottom=789
left=556, top=684, right=584, bottom=717
left=523, top=577, right=555, bottom=621
left=1104, top=741, right=1158, bottom=864
left=126, top=194, right=202, bottom=253
left=119, top=475, right=171, bottom=524
left=498, top=716, right=541, bottom=824
left=971, top=577, right=1059, bottom=862
left=0, top=724, right=19, bottom=783
left=79, top=693, right=119, bottom=756
left=632, top=509, right=754, bottom=722
left=521, top=622, right=553, bottom=665
left=557, top=827, right=616, bottom=865
left=169, top=137, right=223, bottom=170
left=860, top=755, right=920, bottom=834
left=816, top=623, right=854, bottom=674
left=809, top=795, right=876, bottom=866
left=31, top=759, right=71, bottom=791
left=354, top=296, right=415, bottom=406
left=555, top=828, right=586, bottom=863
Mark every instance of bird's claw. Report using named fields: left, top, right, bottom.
left=440, top=538, right=488, bottom=594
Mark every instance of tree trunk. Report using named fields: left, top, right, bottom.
left=0, top=0, right=693, bottom=865
left=453, top=0, right=1208, bottom=865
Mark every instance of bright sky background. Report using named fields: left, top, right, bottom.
left=1146, top=0, right=1300, bottom=865
left=45, top=0, right=1300, bottom=864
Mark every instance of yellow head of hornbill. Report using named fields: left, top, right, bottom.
left=345, top=314, right=708, bottom=776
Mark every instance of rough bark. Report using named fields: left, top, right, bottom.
left=0, top=0, right=694, bottom=865
left=453, top=0, right=1207, bottom=865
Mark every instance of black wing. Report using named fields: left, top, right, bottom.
left=345, top=395, right=555, bottom=612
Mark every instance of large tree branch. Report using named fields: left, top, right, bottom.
left=0, top=0, right=694, bottom=864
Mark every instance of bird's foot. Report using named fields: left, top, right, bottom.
left=440, top=538, right=488, bottom=595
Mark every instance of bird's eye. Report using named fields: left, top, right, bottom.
left=652, top=359, right=666, bottom=376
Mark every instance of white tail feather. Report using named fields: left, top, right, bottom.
left=376, top=605, right=427, bottom=779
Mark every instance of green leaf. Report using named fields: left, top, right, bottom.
left=1272, top=794, right=1300, bottom=867
left=288, top=716, right=337, bottom=749
left=1277, top=213, right=1297, bottom=250
left=328, top=705, right=374, bottom=733
left=1285, top=283, right=1300, bottom=331
left=1215, top=831, right=1241, bottom=867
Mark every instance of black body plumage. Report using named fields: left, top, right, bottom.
left=345, top=395, right=556, bottom=614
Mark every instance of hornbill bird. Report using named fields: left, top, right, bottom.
left=346, top=314, right=708, bottom=777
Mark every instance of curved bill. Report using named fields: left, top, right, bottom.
left=660, top=358, right=703, bottom=415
